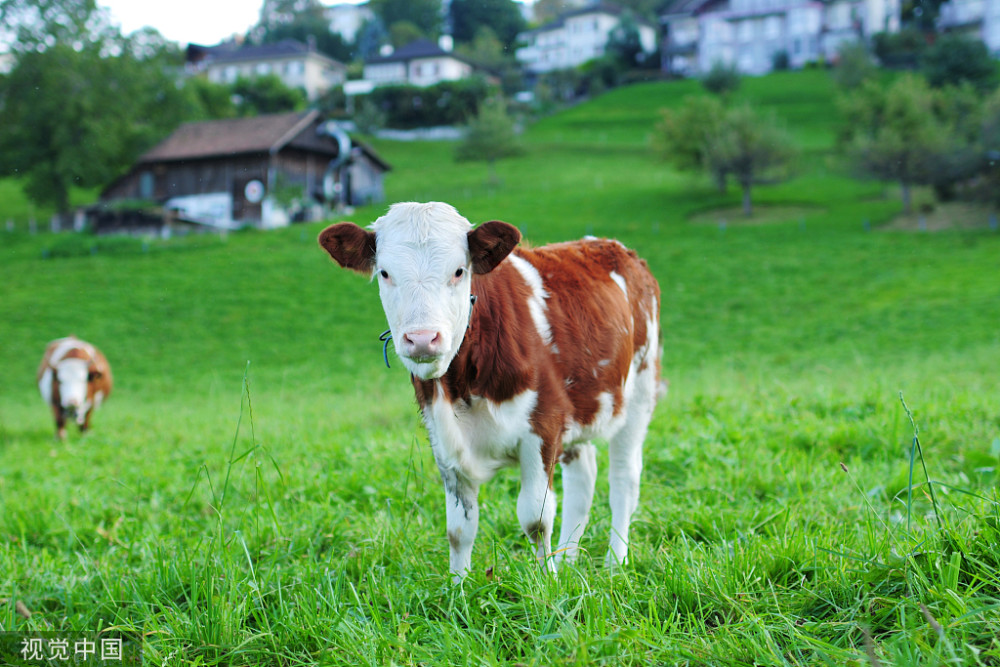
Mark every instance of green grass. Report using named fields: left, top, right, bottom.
left=0, top=178, right=98, bottom=230
left=1, top=70, right=999, bottom=665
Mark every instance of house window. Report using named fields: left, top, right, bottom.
left=139, top=171, right=154, bottom=200
left=256, top=62, right=271, bottom=75
left=738, top=21, right=753, bottom=43
left=765, top=16, right=781, bottom=39
left=286, top=60, right=303, bottom=75
left=224, top=65, right=237, bottom=82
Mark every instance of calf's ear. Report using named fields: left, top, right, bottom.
left=318, top=222, right=377, bottom=275
left=468, top=220, right=521, bottom=274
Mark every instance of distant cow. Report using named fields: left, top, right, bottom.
left=38, top=336, right=113, bottom=439
left=319, top=202, right=662, bottom=579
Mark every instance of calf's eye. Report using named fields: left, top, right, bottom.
left=454, top=268, right=465, bottom=279
left=379, top=269, right=389, bottom=279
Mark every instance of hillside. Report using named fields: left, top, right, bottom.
left=1, top=71, right=999, bottom=665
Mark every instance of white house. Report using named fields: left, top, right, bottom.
left=515, top=2, right=659, bottom=74
left=362, top=39, right=476, bottom=87
left=937, top=0, right=1000, bottom=53
left=661, top=0, right=901, bottom=76
left=191, top=39, right=347, bottom=101
left=325, top=2, right=375, bottom=42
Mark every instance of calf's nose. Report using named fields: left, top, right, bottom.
left=402, top=329, right=442, bottom=358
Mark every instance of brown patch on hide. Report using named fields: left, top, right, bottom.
left=413, top=236, right=660, bottom=480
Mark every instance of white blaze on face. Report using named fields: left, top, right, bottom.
left=372, top=202, right=475, bottom=380
left=56, top=358, right=91, bottom=421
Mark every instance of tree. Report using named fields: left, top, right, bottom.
left=831, top=41, right=877, bottom=90
left=929, top=83, right=986, bottom=199
left=652, top=95, right=729, bottom=191
left=839, top=74, right=957, bottom=213
left=249, top=0, right=354, bottom=61
left=455, top=26, right=524, bottom=94
left=900, top=0, right=946, bottom=31
left=872, top=27, right=926, bottom=68
left=180, top=76, right=239, bottom=120
left=369, top=0, right=441, bottom=38
left=450, top=0, right=525, bottom=52
left=388, top=20, right=425, bottom=48
left=232, top=74, right=308, bottom=116
left=922, top=33, right=999, bottom=93
left=532, top=0, right=573, bottom=24
left=0, top=0, right=107, bottom=51
left=0, top=39, right=196, bottom=212
left=606, top=0, right=662, bottom=21
left=256, top=16, right=354, bottom=62
left=653, top=97, right=798, bottom=215
left=702, top=61, right=741, bottom=96
left=981, top=89, right=1000, bottom=206
left=704, top=106, right=798, bottom=216
left=254, top=0, right=326, bottom=35
left=455, top=26, right=507, bottom=67
left=355, top=16, right=389, bottom=60
left=455, top=97, right=524, bottom=184
left=605, top=11, right=646, bottom=69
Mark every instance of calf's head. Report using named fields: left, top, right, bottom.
left=55, top=357, right=101, bottom=422
left=319, top=202, right=520, bottom=380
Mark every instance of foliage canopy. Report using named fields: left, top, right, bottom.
left=839, top=74, right=983, bottom=212
left=450, top=0, right=526, bottom=52
left=454, top=97, right=524, bottom=183
left=921, top=33, right=999, bottom=93
left=653, top=96, right=797, bottom=216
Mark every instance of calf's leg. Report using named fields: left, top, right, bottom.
left=606, top=370, right=658, bottom=567
left=555, top=442, right=597, bottom=565
left=518, top=435, right=557, bottom=572
left=441, top=468, right=480, bottom=582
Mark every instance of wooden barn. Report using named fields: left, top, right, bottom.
left=99, top=110, right=390, bottom=233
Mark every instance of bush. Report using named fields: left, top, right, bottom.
left=702, top=61, right=741, bottom=96
left=922, top=33, right=999, bottom=93
left=772, top=50, right=790, bottom=71
left=872, top=28, right=926, bottom=69
left=361, top=76, right=498, bottom=129
left=580, top=56, right=624, bottom=95
left=832, top=41, right=877, bottom=90
left=352, top=100, right=388, bottom=135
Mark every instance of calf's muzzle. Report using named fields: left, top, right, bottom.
left=402, top=329, right=443, bottom=361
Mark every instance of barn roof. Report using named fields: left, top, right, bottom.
left=136, top=110, right=390, bottom=170
left=139, top=111, right=320, bottom=162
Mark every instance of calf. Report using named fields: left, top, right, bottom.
left=319, top=202, right=662, bottom=578
left=37, top=336, right=113, bottom=439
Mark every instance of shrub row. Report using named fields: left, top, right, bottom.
left=361, top=76, right=498, bottom=129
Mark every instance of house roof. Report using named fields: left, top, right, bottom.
left=137, top=111, right=390, bottom=171
left=140, top=111, right=321, bottom=162
left=365, top=39, right=473, bottom=65
left=198, top=39, right=344, bottom=67
left=660, top=0, right=725, bottom=18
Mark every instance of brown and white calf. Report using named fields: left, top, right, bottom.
left=319, top=202, right=662, bottom=578
left=37, top=336, right=113, bottom=439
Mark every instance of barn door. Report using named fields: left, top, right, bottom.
left=233, top=176, right=265, bottom=224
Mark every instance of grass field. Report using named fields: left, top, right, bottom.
left=1, top=70, right=999, bottom=665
